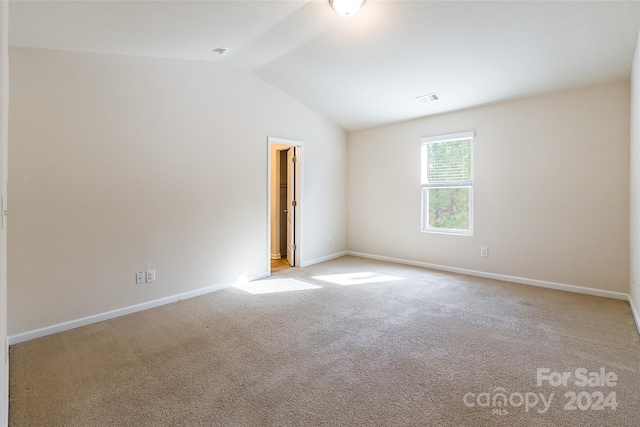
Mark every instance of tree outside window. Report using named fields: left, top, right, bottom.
left=421, top=133, right=474, bottom=234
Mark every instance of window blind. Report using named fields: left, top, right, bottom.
left=421, top=139, right=472, bottom=185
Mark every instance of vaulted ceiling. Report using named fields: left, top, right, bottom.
left=9, top=1, right=640, bottom=131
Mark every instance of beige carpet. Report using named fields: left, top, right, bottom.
left=9, top=256, right=640, bottom=426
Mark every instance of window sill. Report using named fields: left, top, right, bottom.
left=421, top=229, right=473, bottom=236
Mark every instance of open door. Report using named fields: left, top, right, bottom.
left=286, top=147, right=297, bottom=266
left=268, top=137, right=302, bottom=275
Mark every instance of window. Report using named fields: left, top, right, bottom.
left=421, top=131, right=474, bottom=235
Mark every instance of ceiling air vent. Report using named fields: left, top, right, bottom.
left=417, top=92, right=440, bottom=103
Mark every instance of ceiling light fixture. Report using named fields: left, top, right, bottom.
left=329, top=0, right=366, bottom=17
left=417, top=93, right=440, bottom=103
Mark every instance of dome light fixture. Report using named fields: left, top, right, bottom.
left=329, top=0, right=366, bottom=17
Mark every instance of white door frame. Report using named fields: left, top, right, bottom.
left=267, top=137, right=303, bottom=275
left=0, top=1, right=8, bottom=424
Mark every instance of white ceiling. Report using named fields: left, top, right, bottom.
left=9, top=0, right=640, bottom=131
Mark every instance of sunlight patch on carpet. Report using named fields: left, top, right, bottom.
left=235, top=278, right=321, bottom=294
left=312, top=272, right=404, bottom=286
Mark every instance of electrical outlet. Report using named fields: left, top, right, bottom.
left=136, top=271, right=145, bottom=284
left=481, top=247, right=488, bottom=257
left=146, top=269, right=156, bottom=283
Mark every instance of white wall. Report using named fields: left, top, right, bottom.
left=8, top=47, right=347, bottom=337
left=348, top=81, right=630, bottom=294
left=630, top=31, right=640, bottom=324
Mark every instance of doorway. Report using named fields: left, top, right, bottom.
left=268, top=138, right=302, bottom=275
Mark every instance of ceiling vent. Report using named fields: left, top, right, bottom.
left=213, top=47, right=230, bottom=56
left=417, top=93, right=440, bottom=103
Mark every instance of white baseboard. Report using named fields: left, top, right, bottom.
left=8, top=272, right=269, bottom=345
left=271, top=253, right=281, bottom=260
left=10, top=253, right=637, bottom=344
left=300, top=251, right=348, bottom=268
left=347, top=251, right=629, bottom=301
left=629, top=296, right=640, bottom=336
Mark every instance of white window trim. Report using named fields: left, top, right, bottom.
left=421, top=131, right=475, bottom=145
left=420, top=131, right=475, bottom=236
